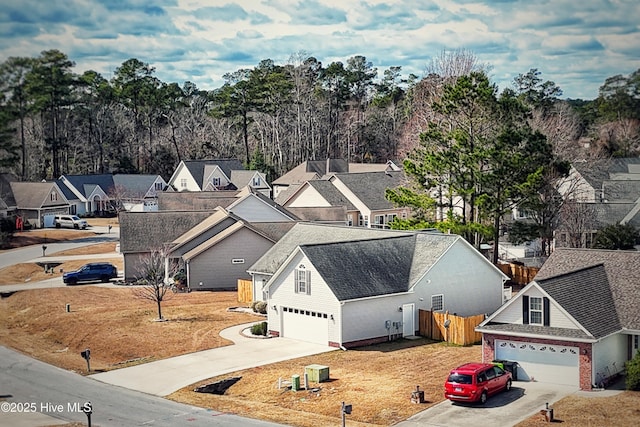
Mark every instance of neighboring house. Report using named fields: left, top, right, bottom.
left=281, top=180, right=355, bottom=225
left=230, top=170, right=271, bottom=198
left=477, top=248, right=640, bottom=390
left=272, top=159, right=399, bottom=202
left=112, top=174, right=168, bottom=212
left=10, top=181, right=70, bottom=228
left=248, top=223, right=508, bottom=348
left=555, top=158, right=640, bottom=247
left=166, top=159, right=245, bottom=192
left=119, top=211, right=212, bottom=281
left=57, top=174, right=168, bottom=215
left=328, top=171, right=409, bottom=228
left=57, top=174, right=113, bottom=215
left=167, top=208, right=295, bottom=290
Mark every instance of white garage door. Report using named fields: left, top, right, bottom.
left=495, top=340, right=579, bottom=387
left=282, top=307, right=329, bottom=345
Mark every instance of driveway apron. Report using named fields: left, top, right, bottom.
left=90, top=322, right=336, bottom=396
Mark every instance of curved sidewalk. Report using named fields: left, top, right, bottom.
left=90, top=322, right=336, bottom=396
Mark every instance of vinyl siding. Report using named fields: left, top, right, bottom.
left=231, top=196, right=291, bottom=222
left=342, top=296, right=408, bottom=343
left=123, top=253, right=147, bottom=281
left=286, top=186, right=331, bottom=208
left=171, top=166, right=200, bottom=192
left=187, top=227, right=274, bottom=290
left=171, top=217, right=237, bottom=257
left=417, top=241, right=504, bottom=317
left=593, top=333, right=627, bottom=382
left=268, top=252, right=341, bottom=343
left=492, top=287, right=583, bottom=330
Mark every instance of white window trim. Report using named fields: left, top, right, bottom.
left=294, top=265, right=311, bottom=295
left=231, top=258, right=245, bottom=264
left=529, top=296, right=543, bottom=325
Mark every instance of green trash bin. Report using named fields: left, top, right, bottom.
left=492, top=359, right=505, bottom=370
left=291, top=374, right=300, bottom=391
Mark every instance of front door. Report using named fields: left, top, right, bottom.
left=402, top=303, right=415, bottom=337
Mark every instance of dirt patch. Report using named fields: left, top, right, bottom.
left=0, top=288, right=260, bottom=373
left=2, top=229, right=96, bottom=249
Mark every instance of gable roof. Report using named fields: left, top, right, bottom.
left=480, top=248, right=640, bottom=340
left=113, top=174, right=163, bottom=197
left=230, top=170, right=268, bottom=189
left=183, top=159, right=244, bottom=189
left=330, top=170, right=405, bottom=210
left=10, top=182, right=68, bottom=209
left=248, top=223, right=412, bottom=275
left=535, top=248, right=640, bottom=332
left=61, top=174, right=115, bottom=198
left=227, top=188, right=299, bottom=221
left=300, top=235, right=415, bottom=300
left=307, top=180, right=356, bottom=209
left=119, top=211, right=212, bottom=253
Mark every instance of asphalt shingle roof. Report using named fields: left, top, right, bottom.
left=300, top=235, right=415, bottom=300
left=331, top=170, right=406, bottom=210
left=119, top=211, right=212, bottom=253
left=306, top=180, right=356, bottom=210
left=62, top=174, right=115, bottom=197
left=536, top=264, right=621, bottom=339
left=534, top=248, right=640, bottom=332
left=183, top=159, right=244, bottom=189
left=157, top=191, right=241, bottom=211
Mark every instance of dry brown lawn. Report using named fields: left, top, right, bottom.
left=0, top=288, right=260, bottom=373
left=515, top=392, right=640, bottom=427
left=169, top=340, right=480, bottom=426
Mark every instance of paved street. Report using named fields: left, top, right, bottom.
left=0, top=346, right=289, bottom=427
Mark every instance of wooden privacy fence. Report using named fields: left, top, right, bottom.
left=237, top=278, right=253, bottom=303
left=418, top=310, right=485, bottom=346
left=497, top=263, right=539, bottom=286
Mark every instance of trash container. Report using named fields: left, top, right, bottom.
left=503, top=361, right=519, bottom=381
left=492, top=359, right=505, bottom=370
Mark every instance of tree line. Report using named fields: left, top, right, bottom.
left=2, top=49, right=639, bottom=183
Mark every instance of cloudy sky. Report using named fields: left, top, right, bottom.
left=2, top=0, right=639, bottom=99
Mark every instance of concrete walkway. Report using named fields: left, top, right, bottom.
left=90, top=322, right=337, bottom=396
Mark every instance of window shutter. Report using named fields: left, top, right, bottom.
left=543, top=297, right=550, bottom=326
left=306, top=270, right=311, bottom=295
left=294, top=270, right=299, bottom=294
left=522, top=295, right=529, bottom=324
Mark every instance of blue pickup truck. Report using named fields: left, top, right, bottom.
left=63, top=262, right=118, bottom=285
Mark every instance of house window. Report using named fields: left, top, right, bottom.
left=634, top=335, right=639, bottom=351
left=231, top=259, right=245, bottom=264
left=252, top=176, right=261, bottom=186
left=358, top=214, right=363, bottom=226
left=294, top=265, right=310, bottom=295
left=386, top=213, right=397, bottom=223
left=374, top=215, right=384, bottom=228
left=529, top=297, right=543, bottom=325
left=50, top=192, right=57, bottom=201
left=155, top=182, right=163, bottom=191
left=431, top=294, right=444, bottom=311
left=212, top=177, right=221, bottom=186
left=364, top=215, right=369, bottom=227
left=180, top=178, right=187, bottom=188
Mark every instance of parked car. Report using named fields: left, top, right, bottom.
left=63, top=262, right=118, bottom=285
left=444, top=362, right=512, bottom=404
left=54, top=215, right=88, bottom=229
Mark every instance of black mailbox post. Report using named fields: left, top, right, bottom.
left=80, top=348, right=91, bottom=372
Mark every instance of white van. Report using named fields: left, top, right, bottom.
left=54, top=215, right=88, bottom=229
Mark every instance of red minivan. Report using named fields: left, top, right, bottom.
left=444, top=363, right=512, bottom=404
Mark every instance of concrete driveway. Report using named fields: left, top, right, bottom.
left=90, top=322, right=337, bottom=396
left=395, top=381, right=578, bottom=427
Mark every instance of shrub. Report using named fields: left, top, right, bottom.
left=625, top=351, right=640, bottom=390
left=250, top=321, right=268, bottom=336
left=252, top=301, right=267, bottom=314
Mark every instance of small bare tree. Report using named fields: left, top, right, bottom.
left=132, top=248, right=178, bottom=321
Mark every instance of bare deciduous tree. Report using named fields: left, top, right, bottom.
left=132, top=248, right=177, bottom=321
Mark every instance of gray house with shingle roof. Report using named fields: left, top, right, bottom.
left=119, top=211, right=212, bottom=280
left=253, top=223, right=508, bottom=348
left=166, top=208, right=295, bottom=290
left=167, top=159, right=249, bottom=192
left=477, top=248, right=640, bottom=390
left=10, top=181, right=70, bottom=228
